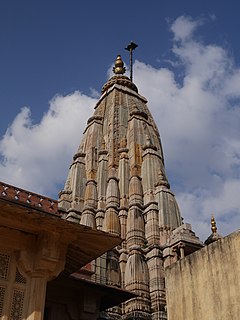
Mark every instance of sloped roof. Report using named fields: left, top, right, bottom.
left=0, top=181, right=121, bottom=273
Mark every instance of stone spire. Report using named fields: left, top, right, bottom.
left=59, top=54, right=201, bottom=320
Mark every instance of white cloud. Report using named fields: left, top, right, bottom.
left=170, top=15, right=203, bottom=42
left=0, top=15, right=240, bottom=241
left=135, top=15, right=240, bottom=240
left=0, top=92, right=95, bottom=196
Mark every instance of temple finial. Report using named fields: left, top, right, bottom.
left=204, top=214, right=222, bottom=245
left=113, top=55, right=126, bottom=75
left=211, top=215, right=217, bottom=234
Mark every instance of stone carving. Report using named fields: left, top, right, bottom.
left=59, top=56, right=202, bottom=319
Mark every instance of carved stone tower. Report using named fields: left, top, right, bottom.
left=59, top=55, right=202, bottom=320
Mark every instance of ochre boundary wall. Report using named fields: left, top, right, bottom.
left=165, top=230, right=240, bottom=320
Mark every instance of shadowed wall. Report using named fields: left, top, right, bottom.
left=166, top=230, right=240, bottom=320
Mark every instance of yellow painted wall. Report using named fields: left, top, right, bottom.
left=165, top=230, right=240, bottom=320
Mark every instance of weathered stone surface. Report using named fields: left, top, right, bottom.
left=59, top=56, right=201, bottom=319
left=166, top=230, right=240, bottom=320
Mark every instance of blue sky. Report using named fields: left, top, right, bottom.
left=1, top=0, right=239, bottom=134
left=0, top=1, right=240, bottom=240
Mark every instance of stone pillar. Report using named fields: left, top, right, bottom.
left=26, top=274, right=48, bottom=320
left=146, top=246, right=167, bottom=320
left=17, top=232, right=67, bottom=320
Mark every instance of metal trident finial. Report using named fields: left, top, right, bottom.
left=125, top=41, right=138, bottom=82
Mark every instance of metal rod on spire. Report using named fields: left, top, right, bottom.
left=125, top=41, right=138, bottom=82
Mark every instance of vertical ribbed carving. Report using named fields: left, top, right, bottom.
left=103, top=169, right=121, bottom=319
left=119, top=249, right=127, bottom=288
left=127, top=175, right=145, bottom=247
left=125, top=247, right=149, bottom=295
left=80, top=180, right=97, bottom=228
left=102, top=207, right=120, bottom=236
left=141, top=136, right=163, bottom=205
left=155, top=170, right=182, bottom=237
left=84, top=119, right=103, bottom=177
left=96, top=146, right=108, bottom=230
left=118, top=141, right=129, bottom=200
left=146, top=247, right=167, bottom=320
left=126, top=205, right=145, bottom=248
left=118, top=141, right=129, bottom=242
left=145, top=202, right=160, bottom=245
left=71, top=152, right=86, bottom=213
left=102, top=174, right=120, bottom=236
left=60, top=152, right=87, bottom=223
left=124, top=246, right=150, bottom=319
left=125, top=173, right=151, bottom=319
left=58, top=169, right=72, bottom=213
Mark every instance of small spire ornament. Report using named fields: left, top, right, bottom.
left=113, top=55, right=126, bottom=75
left=204, top=214, right=222, bottom=245
left=211, top=215, right=217, bottom=234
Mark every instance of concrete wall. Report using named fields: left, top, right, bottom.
left=165, top=230, right=240, bottom=320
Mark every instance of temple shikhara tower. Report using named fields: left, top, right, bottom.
left=59, top=53, right=203, bottom=320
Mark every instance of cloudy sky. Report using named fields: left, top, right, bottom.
left=0, top=1, right=240, bottom=240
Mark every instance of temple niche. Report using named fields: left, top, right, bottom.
left=59, top=54, right=203, bottom=320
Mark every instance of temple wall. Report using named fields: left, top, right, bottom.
left=165, top=230, right=240, bottom=320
